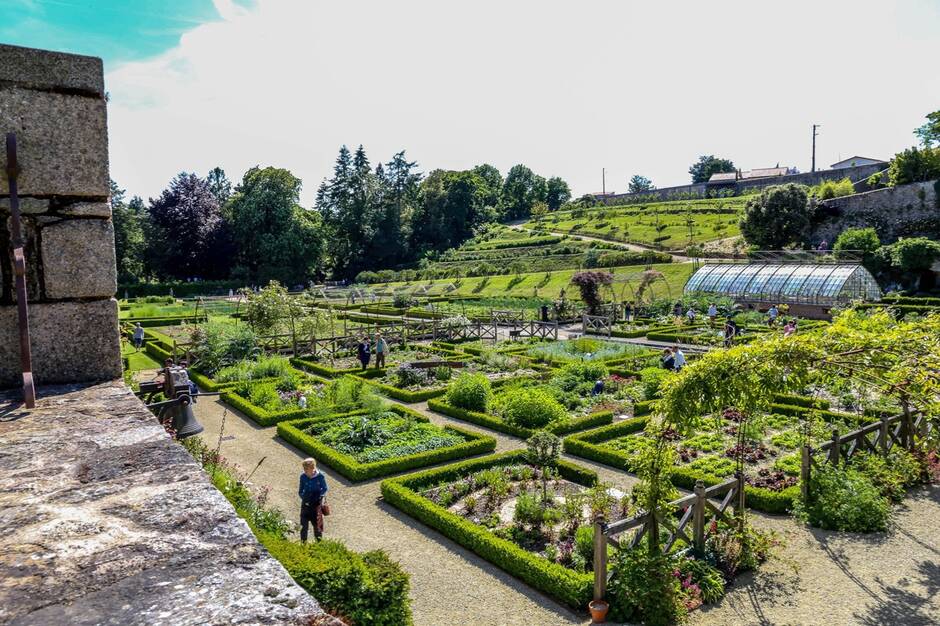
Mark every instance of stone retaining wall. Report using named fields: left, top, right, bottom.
left=0, top=43, right=121, bottom=387
left=811, top=179, right=940, bottom=246
left=0, top=382, right=334, bottom=625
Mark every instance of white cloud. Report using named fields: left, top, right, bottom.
left=106, top=0, right=940, bottom=204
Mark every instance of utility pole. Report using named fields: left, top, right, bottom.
left=811, top=124, right=820, bottom=172
left=602, top=167, right=606, bottom=195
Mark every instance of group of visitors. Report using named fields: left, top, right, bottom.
left=661, top=345, right=686, bottom=371
left=356, top=333, right=388, bottom=370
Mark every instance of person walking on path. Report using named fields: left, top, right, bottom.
left=767, top=304, right=779, bottom=327
left=707, top=303, right=718, bottom=323
left=374, top=332, right=388, bottom=369
left=298, top=458, right=328, bottom=543
left=133, top=323, right=145, bottom=351
left=356, top=336, right=371, bottom=370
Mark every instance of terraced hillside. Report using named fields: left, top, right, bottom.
left=356, top=224, right=672, bottom=283
left=518, top=197, right=747, bottom=251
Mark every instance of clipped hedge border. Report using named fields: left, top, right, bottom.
left=119, top=314, right=208, bottom=327
left=380, top=451, right=595, bottom=609
left=278, top=405, right=497, bottom=481
left=220, top=378, right=338, bottom=427
left=427, top=398, right=613, bottom=438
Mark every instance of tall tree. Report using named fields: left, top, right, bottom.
left=628, top=175, right=655, bottom=193
left=110, top=179, right=146, bottom=283
left=206, top=166, right=233, bottom=204
left=472, top=163, right=503, bottom=209
left=228, top=167, right=322, bottom=285
left=145, top=172, right=231, bottom=280
left=545, top=176, right=571, bottom=210
left=689, top=155, right=735, bottom=183
left=411, top=169, right=488, bottom=255
left=500, top=164, right=546, bottom=221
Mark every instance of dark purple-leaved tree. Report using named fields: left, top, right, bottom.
left=571, top=270, right=613, bottom=314
left=145, top=172, right=232, bottom=280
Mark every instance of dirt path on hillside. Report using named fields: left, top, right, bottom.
left=192, top=394, right=940, bottom=626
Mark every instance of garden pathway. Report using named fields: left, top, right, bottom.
left=192, top=394, right=940, bottom=626
left=508, top=223, right=691, bottom=262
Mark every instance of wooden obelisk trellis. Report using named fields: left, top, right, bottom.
left=5, top=133, right=36, bottom=408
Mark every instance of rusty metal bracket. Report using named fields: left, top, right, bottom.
left=5, top=133, right=36, bottom=408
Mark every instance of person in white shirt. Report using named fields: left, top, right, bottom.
left=767, top=305, right=779, bottom=326
left=686, top=308, right=696, bottom=323
left=671, top=345, right=686, bottom=371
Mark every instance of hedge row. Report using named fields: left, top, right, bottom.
left=380, top=450, right=594, bottom=609
left=770, top=393, right=830, bottom=410
left=468, top=235, right=564, bottom=250
left=359, top=370, right=520, bottom=404
left=856, top=303, right=940, bottom=317
left=562, top=420, right=798, bottom=514
left=120, top=314, right=207, bottom=327
left=262, top=534, right=412, bottom=625
left=427, top=398, right=613, bottom=438
left=119, top=280, right=245, bottom=298
left=277, top=405, right=497, bottom=481
left=880, top=295, right=940, bottom=306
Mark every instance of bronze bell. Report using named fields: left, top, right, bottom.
left=166, top=394, right=204, bottom=439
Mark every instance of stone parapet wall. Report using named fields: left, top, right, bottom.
left=0, top=43, right=120, bottom=386
left=0, top=382, right=334, bottom=625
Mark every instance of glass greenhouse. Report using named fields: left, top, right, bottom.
left=684, top=262, right=882, bottom=305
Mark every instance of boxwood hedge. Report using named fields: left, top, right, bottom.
left=278, top=405, right=497, bottom=481
left=427, top=398, right=614, bottom=438
left=380, top=451, right=595, bottom=609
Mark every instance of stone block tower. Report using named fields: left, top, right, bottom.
left=0, top=43, right=121, bottom=386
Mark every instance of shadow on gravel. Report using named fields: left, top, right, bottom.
left=852, top=560, right=940, bottom=626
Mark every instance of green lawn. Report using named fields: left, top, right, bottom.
left=377, top=262, right=693, bottom=302
left=123, top=348, right=162, bottom=371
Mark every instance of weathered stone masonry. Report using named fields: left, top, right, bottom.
left=0, top=43, right=121, bottom=387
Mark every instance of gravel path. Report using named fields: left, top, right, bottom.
left=192, top=394, right=940, bottom=626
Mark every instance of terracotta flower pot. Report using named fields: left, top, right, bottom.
left=589, top=599, right=609, bottom=623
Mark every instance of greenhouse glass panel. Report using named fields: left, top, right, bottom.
left=726, top=265, right=765, bottom=296
left=683, top=262, right=882, bottom=305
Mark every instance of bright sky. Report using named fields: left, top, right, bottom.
left=3, top=0, right=939, bottom=204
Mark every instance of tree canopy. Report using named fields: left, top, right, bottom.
left=739, top=184, right=811, bottom=249
left=689, top=155, right=735, bottom=184
left=228, top=166, right=322, bottom=285
left=628, top=175, right=655, bottom=193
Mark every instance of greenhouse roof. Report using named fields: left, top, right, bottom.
left=683, top=262, right=882, bottom=305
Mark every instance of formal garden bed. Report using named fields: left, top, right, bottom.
left=426, top=362, right=652, bottom=437
left=381, top=442, right=766, bottom=620
left=361, top=348, right=543, bottom=402
left=278, top=403, right=496, bottom=481
left=221, top=374, right=365, bottom=427
left=526, top=337, right=660, bottom=369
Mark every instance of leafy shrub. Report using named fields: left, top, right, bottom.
left=640, top=367, right=670, bottom=400
left=677, top=557, right=725, bottom=604
left=501, top=388, right=568, bottom=429
left=446, top=372, right=492, bottom=412
left=739, top=183, right=811, bottom=249
left=393, top=293, right=416, bottom=309
left=850, top=449, right=923, bottom=503
left=811, top=177, right=855, bottom=199
left=188, top=321, right=258, bottom=375
left=795, top=464, right=890, bottom=532
left=248, top=382, right=282, bottom=413
left=887, top=145, right=940, bottom=185
left=393, top=363, right=427, bottom=388
left=574, top=525, right=594, bottom=567
left=608, top=549, right=685, bottom=625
